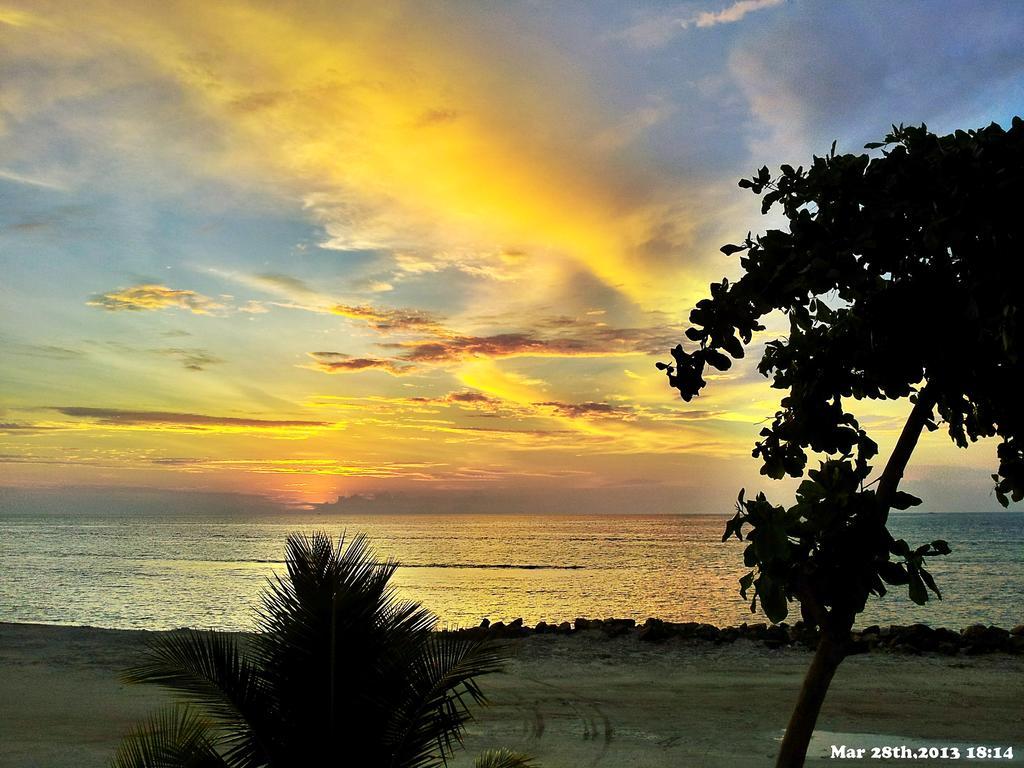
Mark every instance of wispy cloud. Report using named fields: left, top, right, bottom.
left=535, top=401, right=637, bottom=421
left=444, top=391, right=502, bottom=406
left=297, top=312, right=680, bottom=374
left=390, top=249, right=528, bottom=283
left=4, top=1, right=700, bottom=307
left=693, top=0, right=784, bottom=28
left=415, top=108, right=460, bottom=128
left=152, top=348, right=224, bottom=371
left=0, top=167, right=68, bottom=190
left=145, top=456, right=446, bottom=478
left=329, top=304, right=442, bottom=332
left=725, top=2, right=1024, bottom=163
left=253, top=272, right=317, bottom=296
left=0, top=423, right=66, bottom=433
left=4, top=342, right=83, bottom=360
left=0, top=7, right=52, bottom=28
left=208, top=269, right=442, bottom=330
left=302, top=390, right=733, bottom=457
left=87, top=284, right=224, bottom=315
left=0, top=452, right=446, bottom=480
left=388, top=333, right=562, bottom=363
left=592, top=95, right=677, bottom=151
left=305, top=352, right=410, bottom=375
left=616, top=0, right=784, bottom=48
left=384, top=322, right=678, bottom=364
left=52, top=407, right=331, bottom=432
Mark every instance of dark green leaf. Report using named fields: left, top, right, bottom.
left=908, top=572, right=928, bottom=605
left=877, top=560, right=909, bottom=585
left=739, top=571, right=755, bottom=599
left=757, top=577, right=788, bottom=623
left=919, top=567, right=942, bottom=599
left=929, top=539, right=951, bottom=556
left=704, top=348, right=732, bottom=371
left=743, top=543, right=757, bottom=567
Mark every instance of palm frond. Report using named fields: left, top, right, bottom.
left=110, top=705, right=227, bottom=768
left=386, top=635, right=510, bottom=768
left=123, top=631, right=271, bottom=766
left=256, top=533, right=399, bottom=672
left=115, top=532, right=509, bottom=768
left=253, top=532, right=418, bottom=765
left=473, top=750, right=537, bottom=768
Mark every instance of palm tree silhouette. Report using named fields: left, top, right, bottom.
left=112, top=532, right=531, bottom=768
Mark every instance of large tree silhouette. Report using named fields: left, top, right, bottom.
left=660, top=119, right=1024, bottom=766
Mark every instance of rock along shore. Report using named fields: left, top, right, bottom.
left=444, top=616, right=1024, bottom=655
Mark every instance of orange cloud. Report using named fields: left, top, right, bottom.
left=535, top=401, right=637, bottom=420
left=328, top=304, right=442, bottom=332
left=386, top=323, right=678, bottom=363
left=306, top=352, right=410, bottom=375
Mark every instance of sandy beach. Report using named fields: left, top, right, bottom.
left=1, top=622, right=1020, bottom=767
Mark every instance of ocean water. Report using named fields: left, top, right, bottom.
left=0, top=511, right=1021, bottom=632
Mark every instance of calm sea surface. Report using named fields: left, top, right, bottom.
left=0, top=511, right=1021, bottom=631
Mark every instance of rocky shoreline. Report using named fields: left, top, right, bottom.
left=446, top=616, right=1024, bottom=655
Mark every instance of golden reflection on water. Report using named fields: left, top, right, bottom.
left=1, top=513, right=1020, bottom=630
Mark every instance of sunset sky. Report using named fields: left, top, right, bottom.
left=3, top=0, right=1023, bottom=512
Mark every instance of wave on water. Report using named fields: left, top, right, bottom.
left=46, top=553, right=586, bottom=569
left=244, top=559, right=585, bottom=570
left=227, top=559, right=587, bottom=570
left=404, top=563, right=585, bottom=570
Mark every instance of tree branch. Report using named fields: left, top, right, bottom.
left=876, top=385, right=935, bottom=515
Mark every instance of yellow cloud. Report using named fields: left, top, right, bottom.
left=87, top=284, right=224, bottom=314
left=0, top=7, right=44, bottom=26
left=0, top=0, right=781, bottom=503
left=456, top=359, right=548, bottom=405
left=9, top=0, right=702, bottom=310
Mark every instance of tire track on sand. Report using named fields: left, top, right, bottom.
left=518, top=673, right=613, bottom=766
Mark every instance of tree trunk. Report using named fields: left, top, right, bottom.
left=775, top=631, right=848, bottom=768
left=774, top=386, right=937, bottom=766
